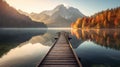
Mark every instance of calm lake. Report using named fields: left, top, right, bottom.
left=0, top=28, right=120, bottom=67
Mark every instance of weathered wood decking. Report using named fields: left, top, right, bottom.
left=37, top=32, right=82, bottom=67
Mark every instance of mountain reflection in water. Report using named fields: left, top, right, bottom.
left=0, top=28, right=69, bottom=67
left=0, top=28, right=53, bottom=67
left=0, top=28, right=120, bottom=67
left=71, top=29, right=120, bottom=67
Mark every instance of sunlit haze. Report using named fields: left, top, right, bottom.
left=5, top=0, right=120, bottom=16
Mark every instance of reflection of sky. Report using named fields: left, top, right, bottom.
left=76, top=41, right=120, bottom=65
left=0, top=43, right=50, bottom=67
left=6, top=0, right=120, bottom=16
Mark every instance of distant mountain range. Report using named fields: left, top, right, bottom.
left=0, top=0, right=46, bottom=28
left=19, top=4, right=85, bottom=27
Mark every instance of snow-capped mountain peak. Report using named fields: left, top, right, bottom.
left=44, top=4, right=85, bottom=19
left=18, top=4, right=85, bottom=27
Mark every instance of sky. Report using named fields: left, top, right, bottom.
left=5, top=0, right=120, bottom=16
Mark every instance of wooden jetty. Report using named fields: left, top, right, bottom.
left=37, top=32, right=82, bottom=67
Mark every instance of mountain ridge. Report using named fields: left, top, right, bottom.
left=0, top=0, right=46, bottom=28
left=18, top=4, right=85, bottom=27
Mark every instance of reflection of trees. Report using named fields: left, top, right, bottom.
left=71, top=29, right=120, bottom=50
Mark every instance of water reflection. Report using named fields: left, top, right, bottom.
left=0, top=43, right=50, bottom=67
left=71, top=29, right=120, bottom=50
left=71, top=29, right=120, bottom=67
left=0, top=28, right=51, bottom=67
left=0, top=28, right=66, bottom=67
left=76, top=41, right=120, bottom=67
left=28, top=33, right=56, bottom=46
left=0, top=28, right=46, bottom=58
left=1, top=28, right=120, bottom=67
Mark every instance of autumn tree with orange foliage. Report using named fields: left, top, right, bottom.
left=72, top=7, right=120, bottom=29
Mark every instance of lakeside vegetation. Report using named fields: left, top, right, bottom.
left=71, top=7, right=120, bottom=29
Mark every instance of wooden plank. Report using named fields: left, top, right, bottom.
left=40, top=65, right=79, bottom=67
left=41, top=61, right=77, bottom=65
left=37, top=32, right=82, bottom=67
left=45, top=57, right=76, bottom=60
left=45, top=59, right=76, bottom=62
left=49, top=50, right=72, bottom=52
left=48, top=53, right=73, bottom=55
left=46, top=56, right=75, bottom=58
